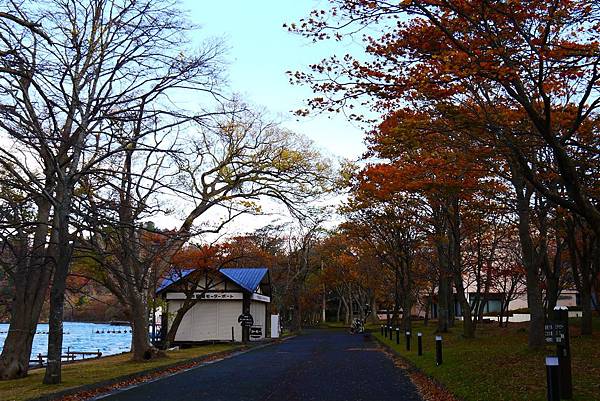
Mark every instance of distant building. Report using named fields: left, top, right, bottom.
left=157, top=268, right=271, bottom=343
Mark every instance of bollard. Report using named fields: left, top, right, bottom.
left=417, top=332, right=423, bottom=356
left=405, top=331, right=411, bottom=351
left=546, top=356, right=560, bottom=401
left=553, top=306, right=572, bottom=399
left=390, top=326, right=394, bottom=340
left=231, top=326, right=235, bottom=342
left=384, top=325, right=388, bottom=337
left=435, top=335, right=443, bottom=366
left=396, top=328, right=400, bottom=345
left=381, top=325, right=384, bottom=336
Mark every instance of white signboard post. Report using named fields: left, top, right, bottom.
left=270, top=314, right=280, bottom=338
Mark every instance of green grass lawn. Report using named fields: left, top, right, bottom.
left=373, top=318, right=600, bottom=401
left=0, top=344, right=239, bottom=401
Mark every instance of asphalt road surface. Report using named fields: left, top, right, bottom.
left=97, top=330, right=423, bottom=401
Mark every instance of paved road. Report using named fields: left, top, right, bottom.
left=98, top=330, right=422, bottom=401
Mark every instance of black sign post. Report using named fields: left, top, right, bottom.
left=554, top=306, right=572, bottom=399
left=238, top=313, right=254, bottom=343
left=544, top=307, right=572, bottom=399
left=250, top=326, right=262, bottom=340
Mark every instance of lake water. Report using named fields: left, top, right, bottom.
left=0, top=322, right=132, bottom=360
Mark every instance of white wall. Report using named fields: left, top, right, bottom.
left=250, top=301, right=266, bottom=340
left=168, top=300, right=242, bottom=342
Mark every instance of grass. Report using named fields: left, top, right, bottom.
left=0, top=343, right=239, bottom=401
left=373, top=318, right=600, bottom=401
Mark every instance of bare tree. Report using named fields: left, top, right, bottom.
left=0, top=0, right=224, bottom=382
left=78, top=105, right=332, bottom=359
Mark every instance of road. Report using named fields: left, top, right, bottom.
left=97, top=330, right=423, bottom=401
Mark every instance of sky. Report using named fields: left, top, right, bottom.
left=148, top=0, right=372, bottom=237
left=181, top=0, right=367, bottom=161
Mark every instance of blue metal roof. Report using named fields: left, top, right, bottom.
left=156, top=269, right=194, bottom=293
left=219, top=268, right=268, bottom=293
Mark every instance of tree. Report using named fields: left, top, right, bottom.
left=161, top=244, right=225, bottom=349
left=0, top=0, right=224, bottom=381
left=293, top=1, right=600, bottom=229
left=78, top=105, right=332, bottom=358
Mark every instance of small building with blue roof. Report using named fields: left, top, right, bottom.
left=157, top=267, right=271, bottom=343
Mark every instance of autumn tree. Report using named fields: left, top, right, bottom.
left=160, top=244, right=226, bottom=348
left=290, top=0, right=600, bottom=347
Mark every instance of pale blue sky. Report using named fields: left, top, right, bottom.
left=182, top=0, right=367, bottom=160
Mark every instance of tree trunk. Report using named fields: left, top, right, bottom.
left=437, top=274, right=449, bottom=333
left=163, top=306, right=189, bottom=349
left=580, top=279, right=593, bottom=335
left=130, top=302, right=158, bottom=361
left=454, top=276, right=475, bottom=338
left=511, top=165, right=545, bottom=349
left=336, top=297, right=342, bottom=322
left=342, top=296, right=350, bottom=325
left=322, top=285, right=326, bottom=323
left=0, top=200, right=53, bottom=380
left=44, top=203, right=73, bottom=385
left=401, top=295, right=412, bottom=332
left=368, top=298, right=379, bottom=324
left=0, top=301, right=43, bottom=379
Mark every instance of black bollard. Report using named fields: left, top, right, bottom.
left=396, top=328, right=400, bottom=345
left=553, top=306, right=572, bottom=399
left=390, top=326, right=394, bottom=340
left=546, top=356, right=560, bottom=401
left=435, top=335, right=443, bottom=366
left=231, top=326, right=235, bottom=342
left=417, top=332, right=423, bottom=356
left=381, top=325, right=384, bottom=336
left=405, top=331, right=411, bottom=351
left=384, top=325, right=388, bottom=337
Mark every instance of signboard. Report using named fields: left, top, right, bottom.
left=166, top=292, right=243, bottom=300
left=544, top=322, right=566, bottom=344
left=250, top=326, right=262, bottom=339
left=238, top=313, right=254, bottom=327
left=251, top=293, right=271, bottom=303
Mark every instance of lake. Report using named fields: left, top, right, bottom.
left=0, top=322, right=132, bottom=360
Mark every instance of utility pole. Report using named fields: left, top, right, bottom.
left=321, top=260, right=326, bottom=323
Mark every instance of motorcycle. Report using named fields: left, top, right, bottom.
left=350, top=318, right=365, bottom=334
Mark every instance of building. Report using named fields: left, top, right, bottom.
left=157, top=267, right=271, bottom=343
left=419, top=288, right=582, bottom=322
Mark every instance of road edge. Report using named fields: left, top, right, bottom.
left=28, top=336, right=296, bottom=401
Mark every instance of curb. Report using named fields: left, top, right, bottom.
left=28, top=337, right=294, bottom=401
left=372, top=334, right=463, bottom=401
